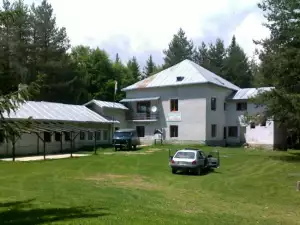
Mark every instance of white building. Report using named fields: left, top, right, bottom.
left=0, top=59, right=286, bottom=156
left=118, top=59, right=286, bottom=149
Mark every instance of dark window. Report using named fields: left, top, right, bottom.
left=170, top=125, right=178, bottom=138
left=236, top=102, right=247, bottom=111
left=80, top=131, right=85, bottom=140
left=170, top=99, right=178, bottom=111
left=260, top=117, right=267, bottom=126
left=211, top=98, right=216, bottom=111
left=0, top=130, right=4, bottom=143
left=64, top=132, right=71, bottom=141
left=55, top=132, right=61, bottom=142
left=88, top=132, right=93, bottom=140
left=103, top=130, right=108, bottom=140
left=136, top=126, right=145, bottom=137
left=224, top=102, right=227, bottom=111
left=44, top=132, right=51, bottom=142
left=95, top=131, right=101, bottom=140
left=137, top=101, right=150, bottom=113
left=228, top=126, right=238, bottom=137
left=211, top=124, right=217, bottom=137
left=250, top=122, right=256, bottom=129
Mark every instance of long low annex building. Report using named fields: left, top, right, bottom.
left=0, top=100, right=124, bottom=157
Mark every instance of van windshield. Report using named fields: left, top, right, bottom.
left=174, top=151, right=195, bottom=159
left=113, top=132, right=132, bottom=138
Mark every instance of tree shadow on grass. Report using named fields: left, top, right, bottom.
left=269, top=152, right=300, bottom=163
left=0, top=199, right=110, bottom=225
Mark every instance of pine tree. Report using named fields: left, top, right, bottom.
left=127, top=56, right=141, bottom=81
left=193, top=42, right=210, bottom=70
left=223, top=35, right=253, bottom=88
left=142, top=55, right=156, bottom=79
left=163, top=28, right=194, bottom=68
left=206, top=38, right=226, bottom=76
left=250, top=0, right=300, bottom=144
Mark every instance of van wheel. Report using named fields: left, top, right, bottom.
left=114, top=147, right=118, bottom=151
left=133, top=145, right=137, bottom=150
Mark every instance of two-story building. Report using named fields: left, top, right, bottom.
left=117, top=59, right=286, bottom=149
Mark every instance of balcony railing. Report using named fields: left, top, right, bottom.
left=126, top=112, right=159, bottom=121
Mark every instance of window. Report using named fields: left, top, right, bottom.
left=80, top=131, right=85, bottom=140
left=103, top=130, right=108, bottom=140
left=224, top=102, right=227, bottom=111
left=136, top=126, right=145, bottom=137
left=250, top=122, right=256, bottom=129
left=260, top=117, right=267, bottom=126
left=170, top=125, right=178, bottom=138
left=228, top=126, right=238, bottom=137
left=54, top=132, right=61, bottom=142
left=64, top=132, right=71, bottom=141
left=88, top=132, right=93, bottom=140
left=115, top=127, right=119, bottom=131
left=44, top=132, right=51, bottom=142
left=95, top=131, right=101, bottom=140
left=211, top=124, right=217, bottom=137
left=211, top=97, right=216, bottom=111
left=236, top=102, right=247, bottom=111
left=170, top=99, right=178, bottom=111
left=137, top=101, right=150, bottom=113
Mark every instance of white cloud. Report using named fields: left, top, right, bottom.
left=26, top=0, right=269, bottom=62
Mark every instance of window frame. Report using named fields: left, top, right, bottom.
left=211, top=124, right=217, bottom=138
left=211, top=97, right=216, bottom=111
left=236, top=102, right=247, bottom=111
left=170, top=125, right=178, bottom=138
left=136, top=126, right=145, bottom=137
left=170, top=99, right=178, bottom=112
left=228, top=126, right=238, bottom=137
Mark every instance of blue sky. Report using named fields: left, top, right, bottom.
left=25, top=0, right=270, bottom=68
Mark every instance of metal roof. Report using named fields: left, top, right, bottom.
left=84, top=99, right=128, bottom=110
left=120, top=97, right=160, bottom=102
left=3, top=101, right=114, bottom=123
left=228, top=87, right=274, bottom=100
left=122, top=59, right=240, bottom=91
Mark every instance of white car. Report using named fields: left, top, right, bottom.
left=169, top=148, right=219, bottom=175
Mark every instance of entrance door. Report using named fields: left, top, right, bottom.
left=223, top=127, right=227, bottom=140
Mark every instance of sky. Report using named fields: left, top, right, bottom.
left=25, top=0, right=270, bottom=68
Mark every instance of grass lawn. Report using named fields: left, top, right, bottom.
left=0, top=144, right=300, bottom=225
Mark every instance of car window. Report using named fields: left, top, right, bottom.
left=174, top=151, right=195, bottom=159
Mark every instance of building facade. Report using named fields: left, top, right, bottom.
left=117, top=59, right=286, bottom=149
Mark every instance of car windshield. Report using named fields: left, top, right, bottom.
left=113, top=132, right=132, bottom=138
left=174, top=151, right=195, bottom=159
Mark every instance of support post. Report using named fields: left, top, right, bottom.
left=12, top=134, right=16, bottom=162
left=70, top=132, right=73, bottom=158
left=94, top=131, right=97, bottom=155
left=35, top=132, right=46, bottom=160
left=37, top=134, right=39, bottom=155
left=60, top=132, right=63, bottom=153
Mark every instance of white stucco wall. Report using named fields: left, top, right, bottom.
left=0, top=123, right=111, bottom=156
left=124, top=83, right=235, bottom=144
left=225, top=100, right=275, bottom=146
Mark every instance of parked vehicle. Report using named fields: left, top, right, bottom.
left=168, top=148, right=220, bottom=175
left=112, top=129, right=140, bottom=151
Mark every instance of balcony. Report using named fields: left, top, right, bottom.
left=126, top=112, right=159, bottom=121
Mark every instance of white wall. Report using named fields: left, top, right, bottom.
left=125, top=83, right=234, bottom=144
left=0, top=123, right=112, bottom=156
left=245, top=120, right=274, bottom=146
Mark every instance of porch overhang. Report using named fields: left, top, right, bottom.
left=120, top=97, right=160, bottom=103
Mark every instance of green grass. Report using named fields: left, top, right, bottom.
left=0, top=145, right=300, bottom=225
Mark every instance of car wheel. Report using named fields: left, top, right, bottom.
left=195, top=167, right=201, bottom=176
left=133, top=145, right=137, bottom=150
left=172, top=168, right=177, bottom=174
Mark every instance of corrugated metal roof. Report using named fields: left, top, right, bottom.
left=3, top=101, right=114, bottom=123
left=84, top=100, right=128, bottom=110
left=122, top=59, right=240, bottom=91
left=228, top=87, right=274, bottom=100
left=120, top=97, right=160, bottom=102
